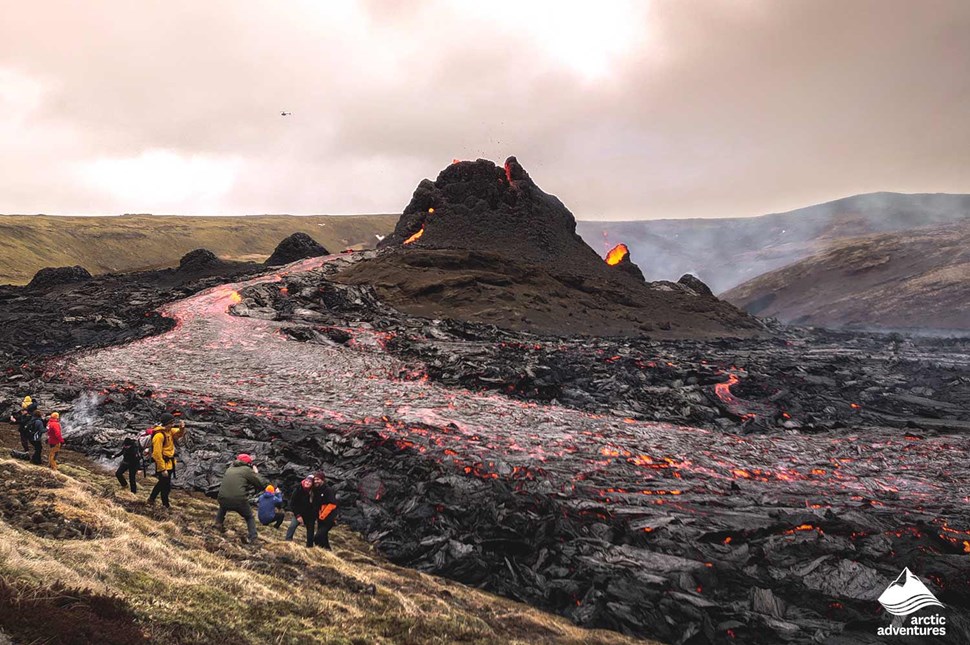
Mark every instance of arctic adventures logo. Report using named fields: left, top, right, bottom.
left=877, top=568, right=946, bottom=637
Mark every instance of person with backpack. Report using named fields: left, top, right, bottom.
left=310, top=471, right=338, bottom=550
left=12, top=398, right=34, bottom=452
left=257, top=485, right=286, bottom=529
left=28, top=407, right=46, bottom=465
left=285, top=476, right=315, bottom=545
left=215, top=454, right=269, bottom=544
left=113, top=436, right=142, bottom=493
left=147, top=412, right=187, bottom=508
left=46, top=412, right=64, bottom=470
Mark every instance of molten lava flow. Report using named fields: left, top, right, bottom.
left=605, top=244, right=629, bottom=266
left=229, top=291, right=242, bottom=304
left=404, top=227, right=424, bottom=245
left=504, top=160, right=514, bottom=183
left=714, top=373, right=741, bottom=405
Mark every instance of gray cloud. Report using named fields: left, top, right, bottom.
left=1, top=0, right=968, bottom=218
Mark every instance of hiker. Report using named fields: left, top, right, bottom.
left=113, top=436, right=142, bottom=493
left=257, top=485, right=285, bottom=529
left=12, top=398, right=33, bottom=452
left=311, top=471, right=338, bottom=550
left=28, top=407, right=46, bottom=465
left=46, top=412, right=64, bottom=470
left=147, top=412, right=187, bottom=508
left=215, top=453, right=268, bottom=543
left=285, top=476, right=315, bottom=545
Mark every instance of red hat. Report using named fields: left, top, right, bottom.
left=237, top=454, right=253, bottom=464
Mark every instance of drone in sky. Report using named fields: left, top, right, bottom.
left=281, top=111, right=292, bottom=116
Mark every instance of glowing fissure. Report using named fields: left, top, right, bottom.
left=605, top=243, right=628, bottom=265
left=404, top=227, right=424, bottom=245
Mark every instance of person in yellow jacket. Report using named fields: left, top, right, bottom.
left=147, top=412, right=187, bottom=508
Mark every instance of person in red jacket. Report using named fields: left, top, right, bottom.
left=47, top=412, right=65, bottom=470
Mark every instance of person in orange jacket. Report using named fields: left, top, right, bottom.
left=46, top=412, right=65, bottom=470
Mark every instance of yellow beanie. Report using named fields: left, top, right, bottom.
left=21, top=396, right=32, bottom=409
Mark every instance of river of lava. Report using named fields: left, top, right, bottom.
left=65, top=255, right=970, bottom=529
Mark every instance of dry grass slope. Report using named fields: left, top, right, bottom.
left=0, top=214, right=398, bottom=285
left=0, top=430, right=648, bottom=645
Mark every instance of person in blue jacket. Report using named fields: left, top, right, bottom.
left=257, top=485, right=285, bottom=528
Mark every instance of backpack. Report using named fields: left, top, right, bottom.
left=138, top=428, right=158, bottom=473
left=29, top=418, right=46, bottom=443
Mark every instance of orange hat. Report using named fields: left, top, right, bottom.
left=50, top=412, right=60, bottom=419
left=265, top=485, right=275, bottom=493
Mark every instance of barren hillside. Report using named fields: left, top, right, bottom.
left=578, top=192, right=970, bottom=292
left=722, top=223, right=970, bottom=331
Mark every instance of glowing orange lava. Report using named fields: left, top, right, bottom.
left=605, top=244, right=629, bottom=266
left=229, top=291, right=242, bottom=304
left=404, top=227, right=424, bottom=245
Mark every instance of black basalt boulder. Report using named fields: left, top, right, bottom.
left=178, top=249, right=221, bottom=273
left=265, top=233, right=330, bottom=267
left=26, top=266, right=93, bottom=291
left=678, top=274, right=715, bottom=297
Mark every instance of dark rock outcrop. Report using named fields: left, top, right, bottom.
left=678, top=273, right=714, bottom=297
left=379, top=157, right=615, bottom=279
left=265, top=233, right=330, bottom=267
left=177, top=249, right=221, bottom=272
left=26, top=266, right=93, bottom=291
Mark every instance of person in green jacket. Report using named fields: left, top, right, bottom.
left=215, top=453, right=268, bottom=543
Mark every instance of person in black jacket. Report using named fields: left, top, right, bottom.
left=285, top=476, right=315, bottom=546
left=310, top=471, right=338, bottom=550
left=11, top=401, right=34, bottom=452
left=113, top=437, right=142, bottom=493
left=27, top=408, right=46, bottom=465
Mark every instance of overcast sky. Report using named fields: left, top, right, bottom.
left=2, top=0, right=968, bottom=220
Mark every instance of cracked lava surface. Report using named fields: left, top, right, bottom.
left=65, top=255, right=970, bottom=543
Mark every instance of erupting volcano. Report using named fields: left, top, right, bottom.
left=352, top=157, right=757, bottom=338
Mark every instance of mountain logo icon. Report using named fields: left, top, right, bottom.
left=877, top=568, right=944, bottom=617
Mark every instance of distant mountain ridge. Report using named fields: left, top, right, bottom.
left=721, top=222, right=970, bottom=332
left=0, top=214, right=397, bottom=285
left=577, top=192, right=970, bottom=293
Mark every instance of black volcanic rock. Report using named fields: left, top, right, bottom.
left=178, top=249, right=221, bottom=272
left=26, top=266, right=92, bottom=291
left=265, top=233, right=330, bottom=266
left=379, top=157, right=612, bottom=279
left=678, top=273, right=714, bottom=297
